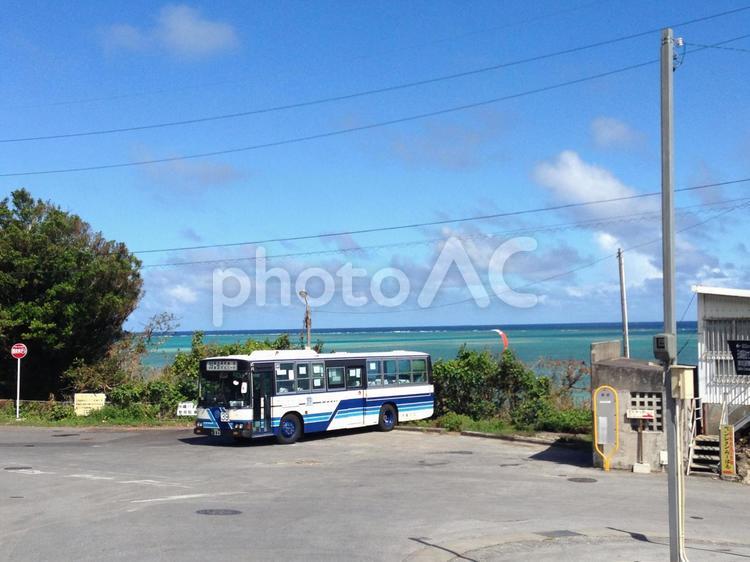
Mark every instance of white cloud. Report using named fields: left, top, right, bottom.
left=596, top=232, right=661, bottom=287
left=533, top=151, right=663, bottom=290
left=167, top=284, right=198, bottom=304
left=591, top=116, right=641, bottom=149
left=102, top=5, right=239, bottom=59
left=533, top=150, right=654, bottom=216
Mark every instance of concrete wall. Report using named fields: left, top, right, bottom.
left=591, top=341, right=668, bottom=472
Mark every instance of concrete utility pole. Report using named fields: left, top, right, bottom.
left=299, top=290, right=312, bottom=350
left=617, top=248, right=630, bottom=358
left=661, top=27, right=687, bottom=562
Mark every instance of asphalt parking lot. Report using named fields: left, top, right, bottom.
left=1, top=426, right=749, bottom=561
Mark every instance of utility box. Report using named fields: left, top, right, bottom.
left=590, top=341, right=668, bottom=472
left=670, top=365, right=694, bottom=399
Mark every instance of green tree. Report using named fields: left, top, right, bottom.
left=0, top=189, right=142, bottom=398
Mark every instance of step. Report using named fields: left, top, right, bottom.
left=689, top=462, right=717, bottom=471
left=693, top=445, right=720, bottom=452
left=691, top=454, right=720, bottom=461
left=696, top=435, right=720, bottom=442
left=690, top=468, right=718, bottom=478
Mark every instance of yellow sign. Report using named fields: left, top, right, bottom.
left=593, top=385, right=620, bottom=471
left=74, top=393, right=106, bottom=416
left=720, top=424, right=736, bottom=476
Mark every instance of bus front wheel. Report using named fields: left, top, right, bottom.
left=277, top=413, right=302, bottom=444
left=378, top=404, right=397, bottom=432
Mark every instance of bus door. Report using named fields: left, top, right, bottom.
left=345, top=363, right=365, bottom=427
left=252, top=365, right=274, bottom=435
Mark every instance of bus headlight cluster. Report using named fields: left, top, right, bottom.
left=195, top=421, right=203, bottom=428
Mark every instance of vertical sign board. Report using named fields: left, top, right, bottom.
left=11, top=343, right=28, bottom=420
left=720, top=424, right=736, bottom=477
left=593, top=385, right=619, bottom=471
left=727, top=340, right=750, bottom=376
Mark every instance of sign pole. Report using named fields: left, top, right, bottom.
left=16, top=358, right=21, bottom=420
left=10, top=342, right=28, bottom=420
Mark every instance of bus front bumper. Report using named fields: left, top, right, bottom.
left=193, top=421, right=252, bottom=438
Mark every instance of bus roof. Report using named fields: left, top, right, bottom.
left=203, top=349, right=429, bottom=362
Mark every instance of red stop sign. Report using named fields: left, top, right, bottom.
left=11, top=343, right=27, bottom=359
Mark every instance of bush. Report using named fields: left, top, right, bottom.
left=436, top=412, right=473, bottom=432
left=49, top=403, right=75, bottom=420
left=145, top=379, right=185, bottom=415
left=86, top=404, right=160, bottom=424
left=432, top=347, right=502, bottom=419
left=536, top=407, right=592, bottom=434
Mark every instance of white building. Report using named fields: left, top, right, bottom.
left=694, top=285, right=750, bottom=432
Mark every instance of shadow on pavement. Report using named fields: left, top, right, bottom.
left=527, top=444, right=591, bottom=467
left=178, top=426, right=377, bottom=447
left=409, top=537, right=478, bottom=562
left=607, top=527, right=750, bottom=559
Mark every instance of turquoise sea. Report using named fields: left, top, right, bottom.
left=145, top=322, right=698, bottom=369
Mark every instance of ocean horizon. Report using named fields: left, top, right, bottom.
left=144, top=321, right=699, bottom=369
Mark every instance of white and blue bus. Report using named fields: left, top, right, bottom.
left=193, top=349, right=434, bottom=444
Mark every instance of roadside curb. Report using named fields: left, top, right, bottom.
left=0, top=423, right=193, bottom=432
left=396, top=425, right=590, bottom=449
left=395, top=426, right=446, bottom=434
left=460, top=430, right=590, bottom=449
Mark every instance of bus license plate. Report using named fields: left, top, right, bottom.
left=211, top=429, right=221, bottom=436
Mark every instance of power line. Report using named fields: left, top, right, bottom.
left=4, top=31, right=749, bottom=178
left=6, top=0, right=609, bottom=111
left=314, top=199, right=750, bottom=314
left=131, top=177, right=750, bottom=255
left=7, top=1, right=745, bottom=112
left=5, top=8, right=750, bottom=144
left=0, top=30, right=691, bottom=144
left=0, top=59, right=654, bottom=177
left=683, top=41, right=750, bottom=53
left=137, top=197, right=747, bottom=269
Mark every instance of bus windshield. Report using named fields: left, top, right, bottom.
left=199, top=371, right=250, bottom=408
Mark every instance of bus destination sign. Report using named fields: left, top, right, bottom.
left=205, top=360, right=238, bottom=372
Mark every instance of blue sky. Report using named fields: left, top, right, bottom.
left=2, top=1, right=750, bottom=331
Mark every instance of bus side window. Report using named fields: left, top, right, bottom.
left=327, top=366, right=345, bottom=389
left=297, top=363, right=310, bottom=393
left=412, top=359, right=427, bottom=383
left=275, top=362, right=296, bottom=394
left=398, top=359, right=412, bottom=384
left=367, top=361, right=382, bottom=386
left=311, top=363, right=325, bottom=392
left=383, top=360, right=397, bottom=385
left=346, top=367, right=363, bottom=389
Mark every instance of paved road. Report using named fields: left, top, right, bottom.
left=1, top=426, right=749, bottom=561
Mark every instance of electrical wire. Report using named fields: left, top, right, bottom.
left=0, top=58, right=656, bottom=177
left=5, top=24, right=750, bottom=144
left=676, top=292, right=697, bottom=357
left=138, top=197, right=750, bottom=269
left=3, top=31, right=749, bottom=177
left=131, top=177, right=750, bottom=255
left=314, top=199, right=750, bottom=314
left=0, top=23, right=716, bottom=144
left=683, top=41, right=750, bottom=53
left=7, top=2, right=748, bottom=112
left=5, top=0, right=609, bottom=111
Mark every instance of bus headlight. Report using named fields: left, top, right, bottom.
left=196, top=421, right=203, bottom=428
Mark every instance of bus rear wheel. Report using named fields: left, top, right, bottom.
left=277, top=413, right=302, bottom=444
left=378, top=404, right=397, bottom=432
